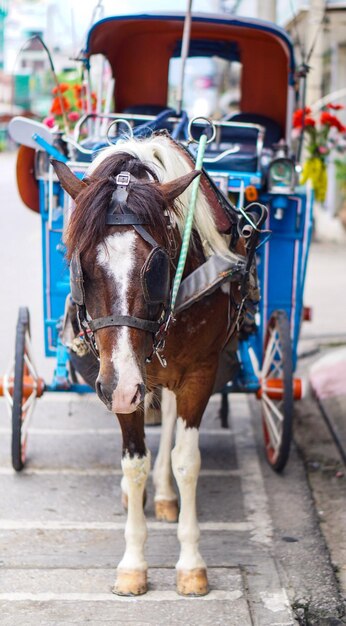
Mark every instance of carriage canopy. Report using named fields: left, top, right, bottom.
left=85, top=12, right=296, bottom=134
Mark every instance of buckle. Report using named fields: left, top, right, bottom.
left=116, top=171, right=131, bottom=187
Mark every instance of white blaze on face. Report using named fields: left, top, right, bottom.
left=97, top=231, right=143, bottom=412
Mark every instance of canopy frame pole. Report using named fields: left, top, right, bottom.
left=176, top=0, right=193, bottom=116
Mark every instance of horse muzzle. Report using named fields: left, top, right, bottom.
left=96, top=375, right=145, bottom=414
left=112, top=381, right=146, bottom=414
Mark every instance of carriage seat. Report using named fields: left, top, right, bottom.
left=222, top=113, right=282, bottom=148
left=202, top=114, right=282, bottom=173
left=122, top=105, right=174, bottom=133
left=203, top=143, right=259, bottom=173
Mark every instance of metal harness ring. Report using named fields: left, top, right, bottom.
left=188, top=116, right=216, bottom=145
left=107, top=119, right=134, bottom=145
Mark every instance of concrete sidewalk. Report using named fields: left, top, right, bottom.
left=296, top=241, right=346, bottom=611
left=0, top=394, right=298, bottom=626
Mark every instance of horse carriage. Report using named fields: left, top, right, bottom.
left=1, top=10, right=313, bottom=596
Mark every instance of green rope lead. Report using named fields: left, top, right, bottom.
left=170, top=132, right=208, bottom=314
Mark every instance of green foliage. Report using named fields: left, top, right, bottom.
left=334, top=159, right=346, bottom=198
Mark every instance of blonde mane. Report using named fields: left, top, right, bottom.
left=89, top=134, right=238, bottom=260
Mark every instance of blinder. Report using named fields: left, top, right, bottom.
left=141, top=247, right=170, bottom=305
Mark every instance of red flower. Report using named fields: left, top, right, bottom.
left=304, top=116, right=316, bottom=127
left=326, top=103, right=344, bottom=111
left=293, top=107, right=312, bottom=128
left=320, top=111, right=346, bottom=132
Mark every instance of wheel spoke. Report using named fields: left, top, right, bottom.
left=262, top=392, right=284, bottom=424
left=261, top=311, right=293, bottom=472
left=262, top=400, right=281, bottom=450
left=24, top=335, right=39, bottom=378
left=261, top=329, right=278, bottom=377
left=21, top=397, right=36, bottom=438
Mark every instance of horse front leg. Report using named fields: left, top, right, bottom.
left=153, top=388, right=178, bottom=522
left=113, top=411, right=150, bottom=596
left=172, top=373, right=216, bottom=596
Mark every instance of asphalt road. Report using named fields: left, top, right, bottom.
left=0, top=151, right=345, bottom=625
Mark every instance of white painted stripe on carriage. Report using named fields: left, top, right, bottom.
left=0, top=590, right=243, bottom=603
left=0, top=467, right=240, bottom=477
left=232, top=397, right=273, bottom=546
left=0, top=427, right=233, bottom=436
left=0, top=520, right=252, bottom=532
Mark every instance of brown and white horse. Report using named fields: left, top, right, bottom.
left=53, top=133, right=244, bottom=597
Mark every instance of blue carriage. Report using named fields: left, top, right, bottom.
left=3, top=11, right=312, bottom=472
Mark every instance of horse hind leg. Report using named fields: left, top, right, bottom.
left=153, top=388, right=179, bottom=523
left=171, top=415, right=208, bottom=596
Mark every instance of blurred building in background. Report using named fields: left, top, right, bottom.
left=0, top=0, right=345, bottom=222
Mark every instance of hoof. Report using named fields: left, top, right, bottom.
left=112, top=569, right=148, bottom=596
left=177, top=568, right=209, bottom=596
left=155, top=499, right=179, bottom=522
left=121, top=489, right=147, bottom=512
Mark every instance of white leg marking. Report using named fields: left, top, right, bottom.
left=153, top=389, right=177, bottom=502
left=118, top=451, right=151, bottom=572
left=120, top=475, right=128, bottom=497
left=171, top=417, right=205, bottom=571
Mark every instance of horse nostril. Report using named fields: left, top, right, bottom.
left=139, top=383, right=145, bottom=402
left=131, top=383, right=145, bottom=405
left=96, top=379, right=113, bottom=407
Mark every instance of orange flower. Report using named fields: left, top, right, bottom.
left=73, top=84, right=83, bottom=96
left=52, top=83, right=69, bottom=95
left=50, top=96, right=71, bottom=115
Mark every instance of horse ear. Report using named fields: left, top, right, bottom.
left=160, top=170, right=201, bottom=202
left=50, top=159, right=88, bottom=200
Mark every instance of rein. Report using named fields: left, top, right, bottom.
left=148, top=132, right=208, bottom=366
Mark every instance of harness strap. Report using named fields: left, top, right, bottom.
left=106, top=214, right=149, bottom=225
left=89, top=315, right=160, bottom=334
left=133, top=224, right=161, bottom=249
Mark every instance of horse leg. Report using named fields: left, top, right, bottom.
left=113, top=411, right=150, bottom=596
left=153, top=388, right=178, bottom=522
left=172, top=376, right=215, bottom=596
left=120, top=392, right=154, bottom=510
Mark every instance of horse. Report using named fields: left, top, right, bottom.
left=52, top=132, right=246, bottom=597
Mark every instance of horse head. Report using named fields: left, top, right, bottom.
left=52, top=154, right=199, bottom=414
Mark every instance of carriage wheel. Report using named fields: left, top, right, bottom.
left=260, top=310, right=293, bottom=473
left=6, top=308, right=44, bottom=471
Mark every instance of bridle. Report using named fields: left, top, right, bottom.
left=70, top=171, right=171, bottom=361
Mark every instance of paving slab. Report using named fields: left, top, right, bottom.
left=0, top=528, right=255, bottom=569
left=0, top=473, right=245, bottom=523
left=0, top=595, right=251, bottom=626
